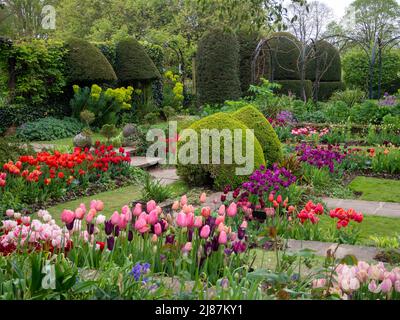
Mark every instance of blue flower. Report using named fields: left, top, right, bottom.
left=130, top=262, right=151, bottom=282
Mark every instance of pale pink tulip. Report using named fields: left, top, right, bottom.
left=194, top=216, right=203, bottom=228
left=200, top=225, right=210, bottom=238
left=6, top=209, right=14, bottom=217
left=146, top=200, right=156, bottom=213
left=154, top=223, right=162, bottom=235
left=151, top=234, right=158, bottom=242
left=180, top=195, right=188, bottom=207
left=227, top=203, right=237, bottom=217
left=176, top=212, right=187, bottom=227
left=186, top=212, right=194, bottom=228
left=75, top=207, right=85, bottom=220
left=368, top=280, right=381, bottom=293
left=240, top=220, right=248, bottom=229
left=148, top=209, right=158, bottom=225
left=381, top=278, right=393, bottom=294
left=95, top=214, right=106, bottom=225
left=199, top=193, right=207, bottom=203
left=135, top=217, right=147, bottom=230
left=110, top=211, right=121, bottom=225
left=182, top=242, right=192, bottom=253
left=218, top=231, right=227, bottom=244
left=133, top=203, right=142, bottom=216
left=21, top=216, right=30, bottom=224
left=172, top=201, right=179, bottom=211
left=215, top=215, right=225, bottom=226
left=218, top=205, right=225, bottom=216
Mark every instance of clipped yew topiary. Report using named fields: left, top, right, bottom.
left=232, top=105, right=283, bottom=165
left=64, top=38, right=117, bottom=84
left=264, top=32, right=301, bottom=80
left=274, top=80, right=313, bottom=100
left=306, top=40, right=342, bottom=82
left=176, top=113, right=265, bottom=189
left=115, top=38, right=161, bottom=85
left=316, top=82, right=346, bottom=101
left=237, top=31, right=259, bottom=95
left=196, top=30, right=242, bottom=106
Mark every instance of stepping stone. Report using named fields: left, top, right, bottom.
left=130, top=156, right=162, bottom=168
left=31, top=143, right=56, bottom=152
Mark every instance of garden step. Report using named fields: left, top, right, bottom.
left=130, top=156, right=163, bottom=169
left=286, top=239, right=382, bottom=262
left=322, top=197, right=400, bottom=218
left=148, top=167, right=180, bottom=185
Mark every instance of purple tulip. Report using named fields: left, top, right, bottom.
left=107, top=236, right=115, bottom=250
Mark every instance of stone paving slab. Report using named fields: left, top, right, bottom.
left=287, top=239, right=381, bottom=262
left=130, top=157, right=162, bottom=168
left=322, top=197, right=400, bottom=218
left=148, top=167, right=179, bottom=185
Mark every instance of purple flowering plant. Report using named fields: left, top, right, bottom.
left=295, top=143, right=346, bottom=173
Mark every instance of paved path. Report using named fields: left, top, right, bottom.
left=148, top=167, right=180, bottom=185
left=130, top=156, right=163, bottom=169
left=323, top=197, right=400, bottom=218
left=287, top=239, right=382, bottom=262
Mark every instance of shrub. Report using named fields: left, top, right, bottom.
left=306, top=41, right=342, bottom=82
left=342, top=49, right=400, bottom=97
left=330, top=89, right=366, bottom=107
left=323, top=101, right=350, bottom=123
left=70, top=84, right=133, bottom=127
left=196, top=30, right=242, bottom=106
left=16, top=117, right=83, bottom=141
left=274, top=80, right=313, bottom=100
left=64, top=38, right=117, bottom=85
left=115, top=38, right=161, bottom=85
left=232, top=105, right=283, bottom=165
left=237, top=31, right=260, bottom=95
left=264, top=32, right=301, bottom=80
left=0, top=137, right=34, bottom=165
left=349, top=101, right=391, bottom=124
left=0, top=40, right=66, bottom=105
left=176, top=113, right=265, bottom=189
left=315, top=82, right=346, bottom=101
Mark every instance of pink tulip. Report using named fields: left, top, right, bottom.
left=182, top=242, right=192, bottom=253
left=21, top=216, right=30, bottom=224
left=121, top=205, right=130, bottom=216
left=180, top=195, right=188, bottom=207
left=215, top=215, right=225, bottom=226
left=148, top=209, right=158, bottom=225
left=6, top=209, right=14, bottom=217
left=381, top=278, right=393, bottom=294
left=110, top=211, right=121, bottom=225
left=368, top=280, right=381, bottom=293
left=240, top=220, right=248, bottom=229
left=194, top=216, right=203, bottom=228
left=95, top=200, right=104, bottom=211
left=151, top=234, right=158, bottom=242
left=61, top=210, right=75, bottom=224
left=146, top=200, right=156, bottom=213
left=172, top=201, right=180, bottom=211
left=201, top=207, right=211, bottom=218
left=79, top=203, right=87, bottom=214
left=227, top=203, right=237, bottom=217
left=176, top=212, right=187, bottom=227
left=218, top=231, right=227, bottom=244
left=182, top=204, right=191, bottom=214
left=133, top=203, right=142, bottom=216
left=139, top=226, right=150, bottom=234
left=95, top=214, right=106, bottom=225
left=218, top=205, right=225, bottom=216
left=186, top=212, right=194, bottom=228
left=230, top=232, right=237, bottom=241
left=199, top=193, right=207, bottom=203
left=135, top=217, right=147, bottom=230
left=395, top=281, right=400, bottom=293
left=156, top=206, right=162, bottom=214
left=118, top=215, right=128, bottom=229
left=154, top=223, right=162, bottom=235
left=200, top=225, right=210, bottom=238
left=90, top=200, right=97, bottom=210
left=75, top=207, right=85, bottom=220
left=312, top=278, right=326, bottom=288
left=86, top=210, right=96, bottom=224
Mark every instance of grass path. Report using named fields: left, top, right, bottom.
left=349, top=176, right=400, bottom=203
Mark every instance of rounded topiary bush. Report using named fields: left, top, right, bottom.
left=196, top=30, right=242, bottom=106
left=64, top=38, right=117, bottom=84
left=232, top=105, right=283, bottom=165
left=263, top=32, right=301, bottom=80
left=176, top=113, right=265, bottom=189
left=316, top=82, right=346, bottom=101
left=237, top=31, right=260, bottom=95
left=306, top=40, right=342, bottom=82
left=115, top=38, right=161, bottom=85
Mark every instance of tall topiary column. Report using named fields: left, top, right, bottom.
left=196, top=30, right=242, bottom=106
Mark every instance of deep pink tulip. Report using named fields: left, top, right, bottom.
left=75, top=207, right=85, bottom=220
left=218, top=205, right=225, bottom=216
left=201, top=207, right=211, bottom=218
left=154, top=223, right=162, bottom=235
left=61, top=210, right=75, bottom=224
left=146, top=200, right=156, bottom=213
left=194, top=216, right=203, bottom=228
left=133, top=203, right=142, bottom=216
left=110, top=211, right=120, bottom=225
left=176, top=212, right=187, bottom=227
left=135, top=217, right=147, bottom=230
left=218, top=231, right=227, bottom=244
left=227, top=202, right=237, bottom=217
left=148, top=209, right=158, bottom=225
left=200, top=225, right=210, bottom=238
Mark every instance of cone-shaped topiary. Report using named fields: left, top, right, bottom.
left=306, top=40, right=342, bottom=82
left=196, top=30, right=242, bottom=106
left=176, top=112, right=265, bottom=189
left=232, top=105, right=283, bottom=165
left=263, top=32, right=301, bottom=80
left=237, top=31, right=260, bottom=95
left=64, top=38, right=117, bottom=84
left=115, top=38, right=161, bottom=85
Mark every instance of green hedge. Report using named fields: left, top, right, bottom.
left=64, top=38, right=117, bottom=85
left=232, top=105, right=283, bottom=165
left=264, top=32, right=301, bottom=80
left=274, top=80, right=313, bottom=100
left=237, top=31, right=259, bottom=95
left=306, top=41, right=342, bottom=82
left=196, top=30, right=242, bottom=106
left=115, top=38, right=161, bottom=85
left=176, top=112, right=265, bottom=189
left=315, top=81, right=346, bottom=101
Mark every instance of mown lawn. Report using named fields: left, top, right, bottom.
left=348, top=176, right=400, bottom=203
left=37, top=133, right=106, bottom=148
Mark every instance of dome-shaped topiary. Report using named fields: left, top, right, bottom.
left=196, top=30, right=242, bottom=106
left=306, top=40, right=342, bottom=82
left=64, top=38, right=117, bottom=84
left=115, top=38, right=161, bottom=84
left=232, top=105, right=283, bottom=165
left=176, top=113, right=265, bottom=189
left=263, top=32, right=301, bottom=80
